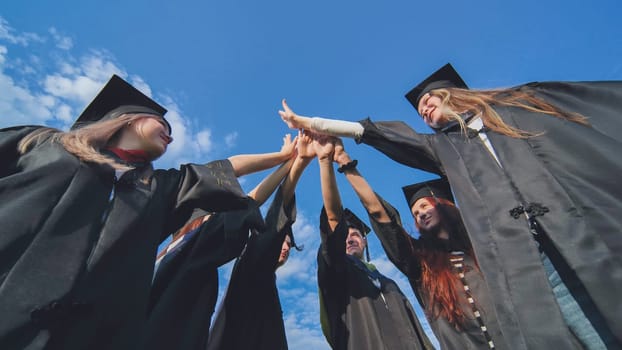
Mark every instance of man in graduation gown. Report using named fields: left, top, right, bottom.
left=313, top=135, right=434, bottom=350
left=207, top=142, right=312, bottom=350
left=0, top=75, right=259, bottom=350
left=280, top=64, right=622, bottom=348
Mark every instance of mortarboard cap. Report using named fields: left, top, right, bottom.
left=402, top=178, right=454, bottom=209
left=405, top=63, right=468, bottom=111
left=343, top=208, right=371, bottom=236
left=72, top=74, right=170, bottom=132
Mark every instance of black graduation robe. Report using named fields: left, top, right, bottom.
left=141, top=204, right=262, bottom=350
left=369, top=195, right=508, bottom=350
left=0, top=126, right=252, bottom=350
left=317, top=208, right=434, bottom=350
left=356, top=81, right=622, bottom=349
left=206, top=188, right=295, bottom=350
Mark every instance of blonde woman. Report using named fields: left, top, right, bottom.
left=0, top=75, right=294, bottom=350
left=279, top=64, right=622, bottom=349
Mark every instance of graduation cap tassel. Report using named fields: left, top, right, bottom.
left=365, top=244, right=371, bottom=262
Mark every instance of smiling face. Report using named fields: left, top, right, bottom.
left=130, top=116, right=173, bottom=160
left=345, top=227, right=366, bottom=259
left=417, top=92, right=448, bottom=129
left=411, top=197, right=443, bottom=235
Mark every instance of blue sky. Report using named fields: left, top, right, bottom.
left=2, top=0, right=621, bottom=348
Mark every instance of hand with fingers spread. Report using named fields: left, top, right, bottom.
left=279, top=133, right=298, bottom=160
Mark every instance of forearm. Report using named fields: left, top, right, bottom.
left=333, top=148, right=390, bottom=222
left=228, top=152, right=291, bottom=177
left=341, top=167, right=391, bottom=223
left=310, top=117, right=364, bottom=139
left=247, top=158, right=293, bottom=206
left=318, top=157, right=342, bottom=231
left=280, top=156, right=312, bottom=206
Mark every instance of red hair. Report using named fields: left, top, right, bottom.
left=412, top=197, right=476, bottom=329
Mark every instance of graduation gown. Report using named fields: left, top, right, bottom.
left=370, top=195, right=508, bottom=350
left=0, top=126, right=251, bottom=350
left=317, top=208, right=434, bottom=350
left=356, top=81, right=622, bottom=348
left=141, top=204, right=262, bottom=350
left=206, top=188, right=295, bottom=350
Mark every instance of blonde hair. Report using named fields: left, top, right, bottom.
left=18, top=114, right=154, bottom=170
left=431, top=87, right=589, bottom=138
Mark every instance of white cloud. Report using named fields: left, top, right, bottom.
left=224, top=131, right=238, bottom=148
left=127, top=74, right=152, bottom=97
left=79, top=50, right=125, bottom=82
left=197, top=129, right=213, bottom=153
left=43, top=74, right=103, bottom=105
left=0, top=45, right=6, bottom=65
left=0, top=70, right=54, bottom=127
left=0, top=17, right=44, bottom=46
left=49, top=27, right=73, bottom=50
left=55, top=103, right=73, bottom=122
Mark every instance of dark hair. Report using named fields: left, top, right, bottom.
left=286, top=228, right=304, bottom=252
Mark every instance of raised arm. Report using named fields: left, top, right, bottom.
left=279, top=99, right=443, bottom=175
left=279, top=100, right=364, bottom=139
left=280, top=131, right=314, bottom=206
left=333, top=137, right=420, bottom=276
left=332, top=138, right=390, bottom=223
left=246, top=158, right=293, bottom=206
left=314, top=134, right=342, bottom=231
left=227, top=133, right=296, bottom=177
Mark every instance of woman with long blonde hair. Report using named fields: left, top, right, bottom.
left=0, top=75, right=294, bottom=350
left=279, top=63, right=622, bottom=349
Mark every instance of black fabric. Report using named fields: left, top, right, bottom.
left=405, top=63, right=468, bottom=109
left=402, top=178, right=453, bottom=208
left=206, top=188, right=296, bottom=350
left=317, top=208, right=434, bottom=350
left=342, top=208, right=371, bottom=235
left=358, top=81, right=622, bottom=349
left=72, top=75, right=169, bottom=131
left=141, top=204, right=262, bottom=350
left=0, top=126, right=252, bottom=350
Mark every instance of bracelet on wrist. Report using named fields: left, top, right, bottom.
left=337, top=159, right=358, bottom=173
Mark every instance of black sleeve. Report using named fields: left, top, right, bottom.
left=0, top=126, right=44, bottom=178
left=157, top=159, right=254, bottom=239
left=316, top=207, right=350, bottom=346
left=242, top=187, right=296, bottom=273
left=368, top=194, right=421, bottom=280
left=358, top=118, right=444, bottom=175
left=521, top=81, right=622, bottom=143
left=317, top=207, right=349, bottom=299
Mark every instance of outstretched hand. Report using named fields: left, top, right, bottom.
left=279, top=99, right=307, bottom=130
left=279, top=133, right=297, bottom=159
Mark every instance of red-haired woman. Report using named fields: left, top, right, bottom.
left=330, top=138, right=506, bottom=349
